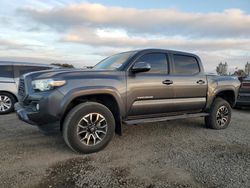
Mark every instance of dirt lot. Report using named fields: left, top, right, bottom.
left=0, top=109, right=249, bottom=188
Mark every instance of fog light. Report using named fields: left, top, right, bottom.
left=36, top=104, right=40, bottom=111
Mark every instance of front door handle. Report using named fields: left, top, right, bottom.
left=162, top=80, right=173, bottom=85
left=197, top=80, right=205, bottom=84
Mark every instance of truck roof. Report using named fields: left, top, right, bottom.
left=127, top=48, right=199, bottom=58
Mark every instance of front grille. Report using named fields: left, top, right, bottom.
left=18, top=79, right=26, bottom=99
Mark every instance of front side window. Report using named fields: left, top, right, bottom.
left=136, top=53, right=168, bottom=74
left=0, top=65, right=13, bottom=78
left=173, top=54, right=200, bottom=75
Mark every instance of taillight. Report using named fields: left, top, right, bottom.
left=241, top=82, right=250, bottom=89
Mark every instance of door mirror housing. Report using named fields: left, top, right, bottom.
left=131, top=62, right=151, bottom=73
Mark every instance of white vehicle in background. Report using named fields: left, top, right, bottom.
left=0, top=61, right=57, bottom=114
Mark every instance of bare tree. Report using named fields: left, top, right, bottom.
left=216, top=62, right=228, bottom=75
left=51, top=63, right=74, bottom=68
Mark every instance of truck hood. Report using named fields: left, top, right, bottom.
left=24, top=68, right=123, bottom=80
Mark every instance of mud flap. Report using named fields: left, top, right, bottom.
left=115, top=116, right=122, bottom=136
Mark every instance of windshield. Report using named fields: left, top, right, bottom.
left=94, top=52, right=136, bottom=70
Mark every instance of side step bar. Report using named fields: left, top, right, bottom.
left=123, top=113, right=209, bottom=125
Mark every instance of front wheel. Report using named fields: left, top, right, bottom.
left=205, top=98, right=232, bottom=129
left=63, top=102, right=115, bottom=154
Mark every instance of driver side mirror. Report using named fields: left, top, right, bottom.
left=131, top=62, right=151, bottom=73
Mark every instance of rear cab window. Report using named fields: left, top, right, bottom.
left=172, top=54, right=200, bottom=75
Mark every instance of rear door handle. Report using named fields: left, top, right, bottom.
left=162, top=80, right=173, bottom=85
left=197, top=80, right=205, bottom=84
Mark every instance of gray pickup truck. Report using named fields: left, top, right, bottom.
left=15, top=49, right=240, bottom=153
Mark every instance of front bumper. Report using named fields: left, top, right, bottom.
left=15, top=102, right=36, bottom=125
left=15, top=102, right=59, bottom=126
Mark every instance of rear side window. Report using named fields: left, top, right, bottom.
left=173, top=55, right=200, bottom=75
left=15, top=66, right=50, bottom=77
left=0, top=65, right=13, bottom=78
left=136, top=53, right=168, bottom=74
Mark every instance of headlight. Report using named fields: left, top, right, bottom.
left=32, top=79, right=66, bottom=92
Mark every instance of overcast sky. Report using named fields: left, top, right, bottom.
left=0, top=0, right=250, bottom=73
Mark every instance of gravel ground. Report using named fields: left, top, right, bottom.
left=0, top=109, right=249, bottom=188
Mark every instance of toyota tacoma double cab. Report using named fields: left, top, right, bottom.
left=15, top=49, right=240, bottom=153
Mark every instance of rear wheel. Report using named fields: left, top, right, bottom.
left=205, top=98, right=232, bottom=129
left=0, top=92, right=16, bottom=114
left=63, top=102, right=115, bottom=154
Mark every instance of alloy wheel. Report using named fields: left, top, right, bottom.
left=216, top=105, right=229, bottom=127
left=77, top=113, right=108, bottom=146
left=0, top=95, right=12, bottom=112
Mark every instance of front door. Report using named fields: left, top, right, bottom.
left=126, top=53, right=175, bottom=118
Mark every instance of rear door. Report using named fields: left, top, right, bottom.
left=169, top=53, right=207, bottom=112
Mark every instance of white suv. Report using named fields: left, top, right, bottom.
left=0, top=61, right=57, bottom=114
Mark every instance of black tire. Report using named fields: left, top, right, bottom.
left=205, top=98, right=232, bottom=129
left=0, top=92, right=16, bottom=115
left=63, top=102, right=115, bottom=154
